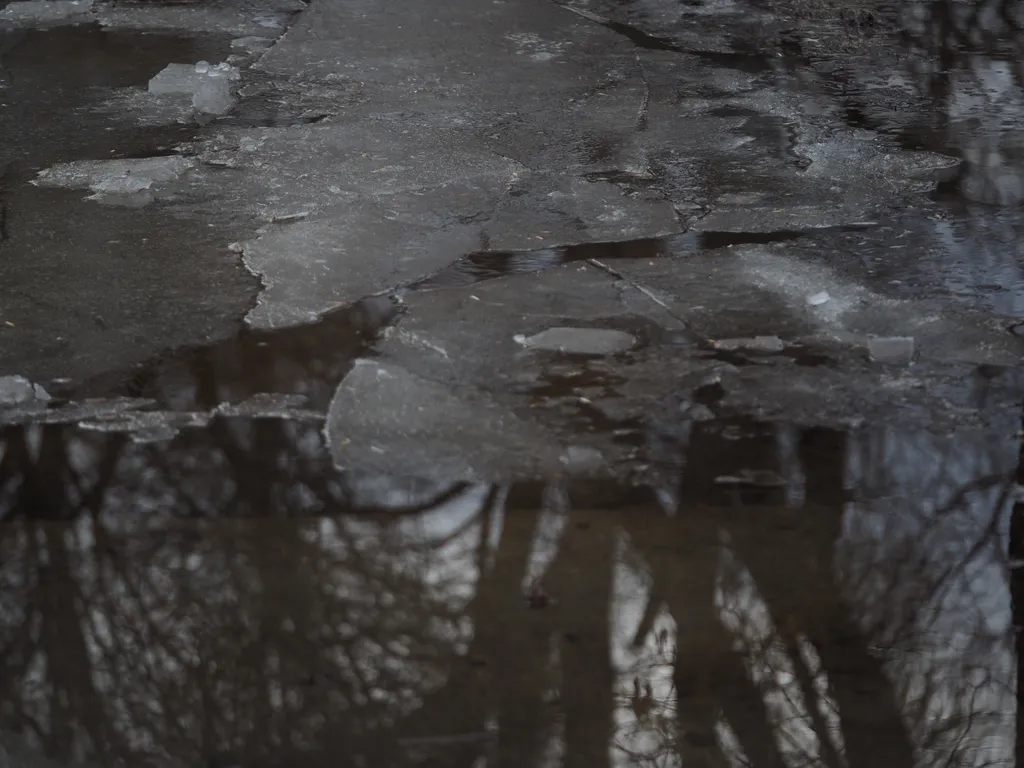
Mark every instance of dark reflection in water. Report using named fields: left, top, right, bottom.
left=0, top=413, right=1018, bottom=767
left=834, top=0, right=1024, bottom=208
left=70, top=295, right=400, bottom=412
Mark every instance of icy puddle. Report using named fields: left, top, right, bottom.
left=0, top=415, right=1017, bottom=767
left=0, top=23, right=258, bottom=385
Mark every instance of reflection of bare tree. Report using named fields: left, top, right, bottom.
left=0, top=410, right=1016, bottom=767
left=0, top=419, right=490, bottom=765
left=898, top=0, right=1024, bottom=205
left=79, top=296, right=399, bottom=412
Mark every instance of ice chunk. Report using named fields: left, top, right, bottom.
left=0, top=0, right=93, bottom=23
left=516, top=327, right=636, bottom=355
left=148, top=63, right=202, bottom=95
left=34, top=156, right=195, bottom=207
left=149, top=62, right=239, bottom=112
left=806, top=290, right=831, bottom=306
left=212, top=61, right=241, bottom=80
left=35, top=156, right=194, bottom=189
left=192, top=75, right=235, bottom=114
left=0, top=376, right=39, bottom=406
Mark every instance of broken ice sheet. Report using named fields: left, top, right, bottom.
left=78, top=410, right=211, bottom=440
left=0, top=397, right=157, bottom=426
left=33, top=156, right=195, bottom=206
left=325, top=359, right=564, bottom=483
left=0, top=0, right=93, bottom=24
left=149, top=63, right=203, bottom=95
left=149, top=62, right=240, bottom=115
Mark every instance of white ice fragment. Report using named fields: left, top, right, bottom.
left=806, top=290, right=831, bottom=306
left=35, top=156, right=194, bottom=190
left=212, top=61, right=241, bottom=80
left=0, top=375, right=38, bottom=406
left=195, top=60, right=210, bottom=74
left=33, top=156, right=194, bottom=207
left=193, top=76, right=235, bottom=114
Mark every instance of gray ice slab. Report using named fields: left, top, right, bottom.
left=325, top=359, right=564, bottom=483
left=33, top=156, right=196, bottom=206
left=0, top=375, right=42, bottom=406
left=254, top=0, right=638, bottom=113
left=0, top=0, right=93, bottom=24
left=321, top=258, right=1024, bottom=482
left=483, top=174, right=679, bottom=251
left=241, top=202, right=483, bottom=329
left=94, top=1, right=300, bottom=35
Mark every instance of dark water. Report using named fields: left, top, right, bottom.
left=0, top=24, right=258, bottom=385
left=0, top=416, right=1019, bottom=766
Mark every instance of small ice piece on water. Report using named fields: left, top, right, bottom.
left=34, top=156, right=194, bottom=207
left=195, top=60, right=211, bottom=74
left=213, top=62, right=241, bottom=80
left=517, top=327, right=636, bottom=355
left=88, top=174, right=155, bottom=207
left=806, top=290, right=831, bottom=306
left=0, top=375, right=37, bottom=406
left=193, top=75, right=235, bottom=115
left=714, top=336, right=785, bottom=354
left=867, top=336, right=915, bottom=365
left=0, top=0, right=94, bottom=23
left=149, top=63, right=202, bottom=95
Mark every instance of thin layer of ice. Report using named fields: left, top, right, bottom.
left=148, top=63, right=202, bottom=96
left=0, top=0, right=93, bottom=23
left=33, top=156, right=195, bottom=206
